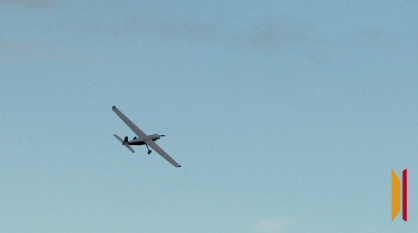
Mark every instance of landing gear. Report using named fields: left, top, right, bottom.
left=145, top=144, right=152, bottom=154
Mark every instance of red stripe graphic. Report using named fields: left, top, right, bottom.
left=402, top=169, right=407, bottom=222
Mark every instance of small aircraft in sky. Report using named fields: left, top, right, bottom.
left=112, top=106, right=181, bottom=168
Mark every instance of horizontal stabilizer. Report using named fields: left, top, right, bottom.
left=113, top=134, right=135, bottom=153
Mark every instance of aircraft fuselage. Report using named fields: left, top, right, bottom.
left=128, top=134, right=161, bottom=146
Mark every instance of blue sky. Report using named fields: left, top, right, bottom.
left=1, top=1, right=417, bottom=232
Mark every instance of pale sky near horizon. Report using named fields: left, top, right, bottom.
left=1, top=1, right=417, bottom=233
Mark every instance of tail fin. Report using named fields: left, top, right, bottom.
left=113, top=134, right=135, bottom=153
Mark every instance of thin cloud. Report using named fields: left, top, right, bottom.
left=252, top=219, right=289, bottom=233
left=0, top=0, right=54, bottom=8
left=352, top=27, right=386, bottom=45
left=339, top=26, right=409, bottom=50
left=109, top=15, right=316, bottom=51
left=117, top=17, right=218, bottom=42
left=0, top=39, right=89, bottom=63
left=249, top=20, right=313, bottom=46
left=4, top=1, right=316, bottom=51
left=0, top=40, right=32, bottom=53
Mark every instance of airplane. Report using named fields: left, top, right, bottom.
left=112, top=106, right=181, bottom=168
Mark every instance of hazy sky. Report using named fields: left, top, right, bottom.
left=1, top=1, right=417, bottom=232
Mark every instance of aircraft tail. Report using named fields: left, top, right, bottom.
left=113, top=134, right=135, bottom=153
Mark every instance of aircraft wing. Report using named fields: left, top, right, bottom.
left=145, top=139, right=181, bottom=167
left=112, top=106, right=147, bottom=137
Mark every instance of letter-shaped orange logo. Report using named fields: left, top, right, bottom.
left=392, top=169, right=407, bottom=222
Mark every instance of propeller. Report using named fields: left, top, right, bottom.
left=160, top=135, right=165, bottom=137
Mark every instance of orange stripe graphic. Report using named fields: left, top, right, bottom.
left=392, top=170, right=400, bottom=221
